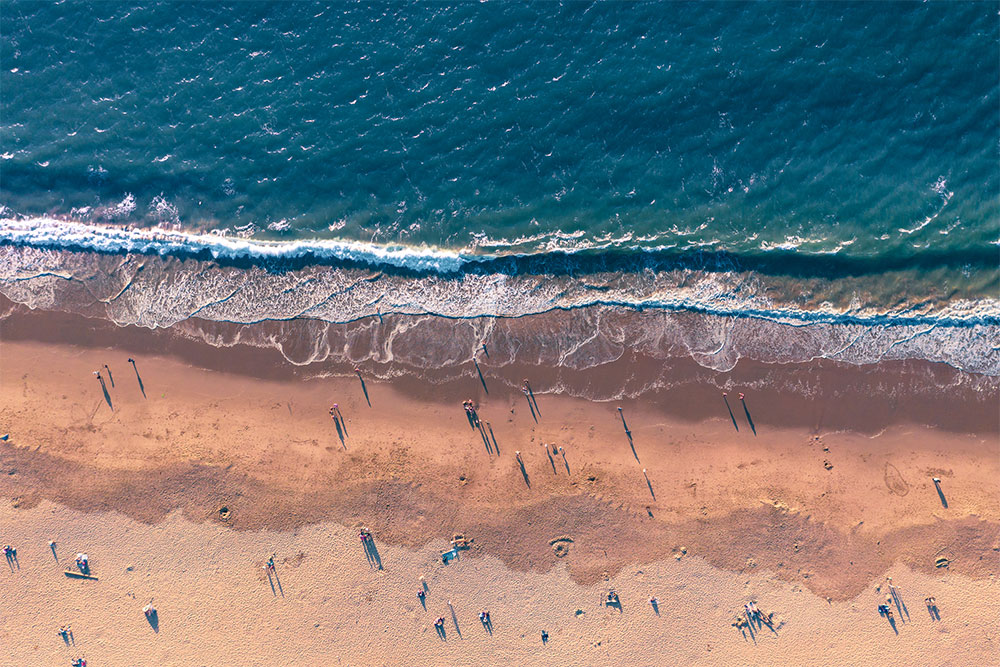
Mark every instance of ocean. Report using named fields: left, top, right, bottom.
left=1, top=1, right=998, bottom=384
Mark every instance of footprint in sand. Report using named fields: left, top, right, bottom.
left=884, top=463, right=910, bottom=496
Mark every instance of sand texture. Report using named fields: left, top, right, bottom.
left=1, top=330, right=998, bottom=665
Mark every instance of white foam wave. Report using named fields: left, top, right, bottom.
left=0, top=217, right=471, bottom=273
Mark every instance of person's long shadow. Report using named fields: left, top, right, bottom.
left=334, top=418, right=347, bottom=449
left=474, top=360, right=488, bottom=394
left=546, top=448, right=556, bottom=474
left=487, top=424, right=500, bottom=455
left=518, top=460, right=531, bottom=488
left=646, top=477, right=656, bottom=500
left=449, top=606, right=462, bottom=638
left=927, top=603, right=940, bottom=620
left=628, top=434, right=639, bottom=462
left=723, top=395, right=739, bottom=431
left=50, top=543, right=59, bottom=562
left=524, top=393, right=538, bottom=422
left=146, top=609, right=159, bottom=633
left=267, top=568, right=276, bottom=596
left=479, top=424, right=492, bottom=455
left=741, top=399, right=757, bottom=436
left=888, top=616, right=898, bottom=635
left=364, top=540, right=383, bottom=570
left=274, top=570, right=284, bottom=597
left=934, top=482, right=948, bottom=508
left=129, top=359, right=146, bottom=399
left=561, top=452, right=570, bottom=474
left=359, top=376, right=371, bottom=407
left=892, top=590, right=909, bottom=621
left=435, top=624, right=447, bottom=640
left=128, top=357, right=146, bottom=398
left=527, top=388, right=540, bottom=416
left=483, top=617, right=493, bottom=635
left=650, top=599, right=660, bottom=616
left=419, top=596, right=427, bottom=611
left=98, top=376, right=113, bottom=411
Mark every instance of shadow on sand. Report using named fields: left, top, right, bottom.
left=129, top=358, right=146, bottom=399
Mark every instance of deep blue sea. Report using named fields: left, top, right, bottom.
left=1, top=2, right=998, bottom=378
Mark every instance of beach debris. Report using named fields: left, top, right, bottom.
left=761, top=498, right=798, bottom=515
left=550, top=536, right=574, bottom=558
left=575, top=608, right=585, bottom=616
left=451, top=533, right=473, bottom=550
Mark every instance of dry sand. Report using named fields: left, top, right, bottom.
left=1, top=502, right=997, bottom=667
left=1, top=329, right=998, bottom=665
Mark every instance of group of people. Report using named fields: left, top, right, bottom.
left=74, top=553, right=89, bottom=573
left=462, top=399, right=481, bottom=428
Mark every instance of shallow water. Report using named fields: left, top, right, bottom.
left=1, top=2, right=997, bottom=376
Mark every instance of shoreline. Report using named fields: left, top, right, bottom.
left=2, top=296, right=997, bottom=435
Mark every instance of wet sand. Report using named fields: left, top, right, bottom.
left=0, top=312, right=998, bottom=664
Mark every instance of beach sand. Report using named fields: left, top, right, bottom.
left=1, top=313, right=998, bottom=665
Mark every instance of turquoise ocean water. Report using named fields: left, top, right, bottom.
left=1, top=2, right=998, bottom=378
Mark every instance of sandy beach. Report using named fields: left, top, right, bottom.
left=1, top=306, right=998, bottom=665
left=3, top=2, right=999, bottom=664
